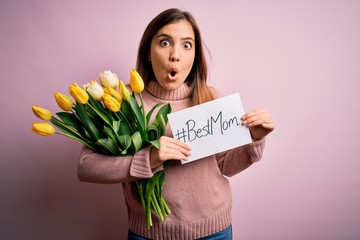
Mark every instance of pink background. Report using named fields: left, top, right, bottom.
left=1, top=0, right=359, bottom=239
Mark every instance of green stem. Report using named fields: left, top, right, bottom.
left=146, top=198, right=152, bottom=229
left=113, top=112, right=121, bottom=121
left=135, top=181, right=146, bottom=213
left=151, top=193, right=164, bottom=221
left=54, top=132, right=97, bottom=151
left=71, top=109, right=81, bottom=121
left=139, top=93, right=147, bottom=128
left=161, top=196, right=171, bottom=215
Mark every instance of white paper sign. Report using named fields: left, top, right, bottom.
left=168, top=93, right=252, bottom=164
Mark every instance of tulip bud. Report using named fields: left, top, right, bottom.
left=32, top=122, right=55, bottom=136
left=130, top=69, right=144, bottom=93
left=99, top=70, right=119, bottom=89
left=83, top=80, right=104, bottom=101
left=32, top=105, right=52, bottom=121
left=104, top=86, right=122, bottom=103
left=119, top=80, right=131, bottom=102
left=102, top=93, right=120, bottom=112
left=69, top=82, right=89, bottom=104
left=54, top=92, right=73, bottom=111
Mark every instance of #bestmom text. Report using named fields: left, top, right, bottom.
left=174, top=111, right=241, bottom=143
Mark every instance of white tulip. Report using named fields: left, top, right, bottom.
left=83, top=80, right=104, bottom=100
left=99, top=70, right=119, bottom=89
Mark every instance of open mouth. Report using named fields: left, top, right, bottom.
left=167, top=68, right=178, bottom=80
left=170, top=70, right=177, bottom=77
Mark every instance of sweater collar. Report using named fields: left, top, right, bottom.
left=145, top=81, right=193, bottom=101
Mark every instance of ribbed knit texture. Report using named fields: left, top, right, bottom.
left=247, top=139, right=265, bottom=163
left=129, top=203, right=232, bottom=240
left=78, top=81, right=266, bottom=240
left=146, top=81, right=193, bottom=101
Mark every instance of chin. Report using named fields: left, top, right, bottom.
left=159, top=81, right=180, bottom=91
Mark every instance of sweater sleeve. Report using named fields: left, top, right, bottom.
left=77, top=145, right=163, bottom=184
left=215, top=138, right=266, bottom=177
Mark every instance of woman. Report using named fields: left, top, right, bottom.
left=78, top=8, right=274, bottom=240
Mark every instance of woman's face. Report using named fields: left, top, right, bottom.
left=149, top=20, right=195, bottom=91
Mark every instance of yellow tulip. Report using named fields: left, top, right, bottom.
left=83, top=80, right=104, bottom=100
left=54, top=92, right=73, bottom=111
left=99, top=70, right=119, bottom=89
left=130, top=69, right=144, bottom=93
left=104, top=86, right=122, bottom=103
left=32, top=122, right=55, bottom=136
left=119, top=80, right=131, bottom=102
left=32, top=105, right=52, bottom=121
left=102, top=93, right=120, bottom=112
left=69, top=82, right=89, bottom=104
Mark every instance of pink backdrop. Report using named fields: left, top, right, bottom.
left=1, top=0, right=359, bottom=239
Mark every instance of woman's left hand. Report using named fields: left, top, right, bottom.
left=241, top=109, right=275, bottom=141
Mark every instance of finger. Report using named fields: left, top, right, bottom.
left=160, top=148, right=190, bottom=161
left=244, top=112, right=272, bottom=125
left=243, top=114, right=264, bottom=126
left=168, top=138, right=192, bottom=151
left=245, top=115, right=274, bottom=127
left=160, top=137, right=191, bottom=154
left=166, top=143, right=191, bottom=157
left=246, top=118, right=266, bottom=127
left=241, top=109, right=267, bottom=120
left=261, top=123, right=275, bottom=131
left=159, top=138, right=191, bottom=157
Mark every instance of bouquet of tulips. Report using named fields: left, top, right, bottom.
left=31, top=69, right=171, bottom=229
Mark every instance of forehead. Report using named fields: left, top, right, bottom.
left=156, top=20, right=195, bottom=39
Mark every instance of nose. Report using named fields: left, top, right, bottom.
left=169, top=46, right=180, bottom=62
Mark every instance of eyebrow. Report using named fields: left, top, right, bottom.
left=156, top=33, right=195, bottom=42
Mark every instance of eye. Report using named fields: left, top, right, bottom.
left=184, top=42, right=192, bottom=49
left=159, top=39, right=171, bottom=47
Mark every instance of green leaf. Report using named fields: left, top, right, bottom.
left=153, top=103, right=171, bottom=124
left=88, top=91, right=111, bottom=119
left=74, top=102, right=101, bottom=141
left=157, top=171, right=166, bottom=198
left=131, top=131, right=142, bottom=152
left=56, top=112, right=82, bottom=132
left=129, top=95, right=145, bottom=133
left=51, top=117, right=79, bottom=137
left=113, top=120, right=120, bottom=133
left=148, top=139, right=160, bottom=149
left=117, top=134, right=131, bottom=154
left=103, top=126, right=116, bottom=140
left=120, top=101, right=133, bottom=122
left=96, top=138, right=119, bottom=155
left=118, top=119, right=132, bottom=135
left=50, top=117, right=96, bottom=151
left=86, top=91, right=113, bottom=127
left=147, top=126, right=159, bottom=141
left=155, top=114, right=167, bottom=136
left=147, top=126, right=159, bottom=142
left=146, top=103, right=163, bottom=123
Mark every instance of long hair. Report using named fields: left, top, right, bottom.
left=136, top=8, right=214, bottom=105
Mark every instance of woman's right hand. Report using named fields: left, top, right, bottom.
left=149, top=136, right=191, bottom=168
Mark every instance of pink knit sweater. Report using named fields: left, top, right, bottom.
left=78, top=81, right=266, bottom=240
